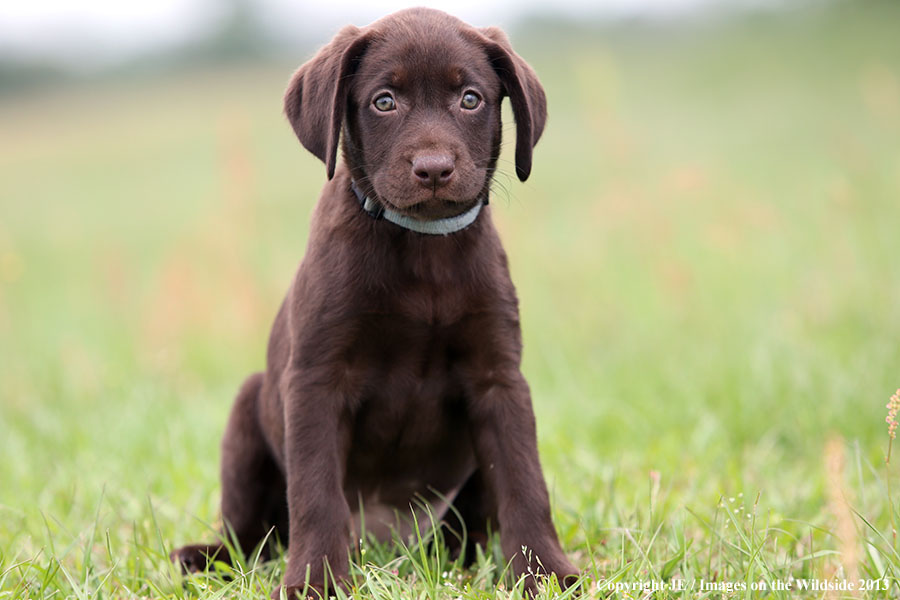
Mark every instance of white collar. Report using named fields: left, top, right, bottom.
left=351, top=181, right=485, bottom=235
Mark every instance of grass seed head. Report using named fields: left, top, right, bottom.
left=886, top=389, right=900, bottom=439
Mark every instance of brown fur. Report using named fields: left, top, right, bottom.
left=171, top=8, right=577, bottom=597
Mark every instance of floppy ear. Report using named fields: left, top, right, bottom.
left=476, top=27, right=547, bottom=182
left=284, top=26, right=369, bottom=179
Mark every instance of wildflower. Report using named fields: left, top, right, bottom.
left=886, top=389, right=900, bottom=439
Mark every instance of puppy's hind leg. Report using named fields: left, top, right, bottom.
left=171, top=372, right=287, bottom=573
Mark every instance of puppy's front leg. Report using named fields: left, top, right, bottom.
left=469, top=372, right=578, bottom=592
left=276, top=375, right=352, bottom=599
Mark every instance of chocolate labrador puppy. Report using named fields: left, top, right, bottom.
left=171, top=7, right=578, bottom=597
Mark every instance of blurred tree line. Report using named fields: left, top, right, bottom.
left=0, top=0, right=298, bottom=95
left=2, top=0, right=896, bottom=97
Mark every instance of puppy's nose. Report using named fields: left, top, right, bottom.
left=412, top=154, right=454, bottom=189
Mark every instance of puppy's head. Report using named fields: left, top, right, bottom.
left=284, top=8, right=546, bottom=220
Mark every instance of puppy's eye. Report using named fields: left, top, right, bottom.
left=373, top=94, right=396, bottom=112
left=461, top=91, right=481, bottom=110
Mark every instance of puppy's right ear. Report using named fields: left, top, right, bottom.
left=284, top=26, right=369, bottom=180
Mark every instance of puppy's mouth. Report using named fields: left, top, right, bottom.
left=384, top=197, right=482, bottom=221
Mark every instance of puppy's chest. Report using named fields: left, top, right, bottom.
left=345, top=316, right=473, bottom=472
left=324, top=263, right=503, bottom=437
left=389, top=272, right=475, bottom=326
left=347, top=312, right=468, bottom=396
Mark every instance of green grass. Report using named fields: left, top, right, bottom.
left=2, top=2, right=900, bottom=597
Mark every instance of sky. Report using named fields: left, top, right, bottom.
left=0, top=0, right=782, bottom=66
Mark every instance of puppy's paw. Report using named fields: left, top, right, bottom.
left=518, top=556, right=581, bottom=596
left=170, top=544, right=224, bottom=574
left=271, top=583, right=331, bottom=600
left=272, top=574, right=350, bottom=600
left=546, top=562, right=581, bottom=592
left=521, top=573, right=581, bottom=597
left=556, top=568, right=582, bottom=591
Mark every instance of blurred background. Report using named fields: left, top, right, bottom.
left=1, top=0, right=900, bottom=594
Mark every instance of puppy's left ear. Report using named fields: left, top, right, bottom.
left=472, top=27, right=547, bottom=182
left=284, top=26, right=370, bottom=179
